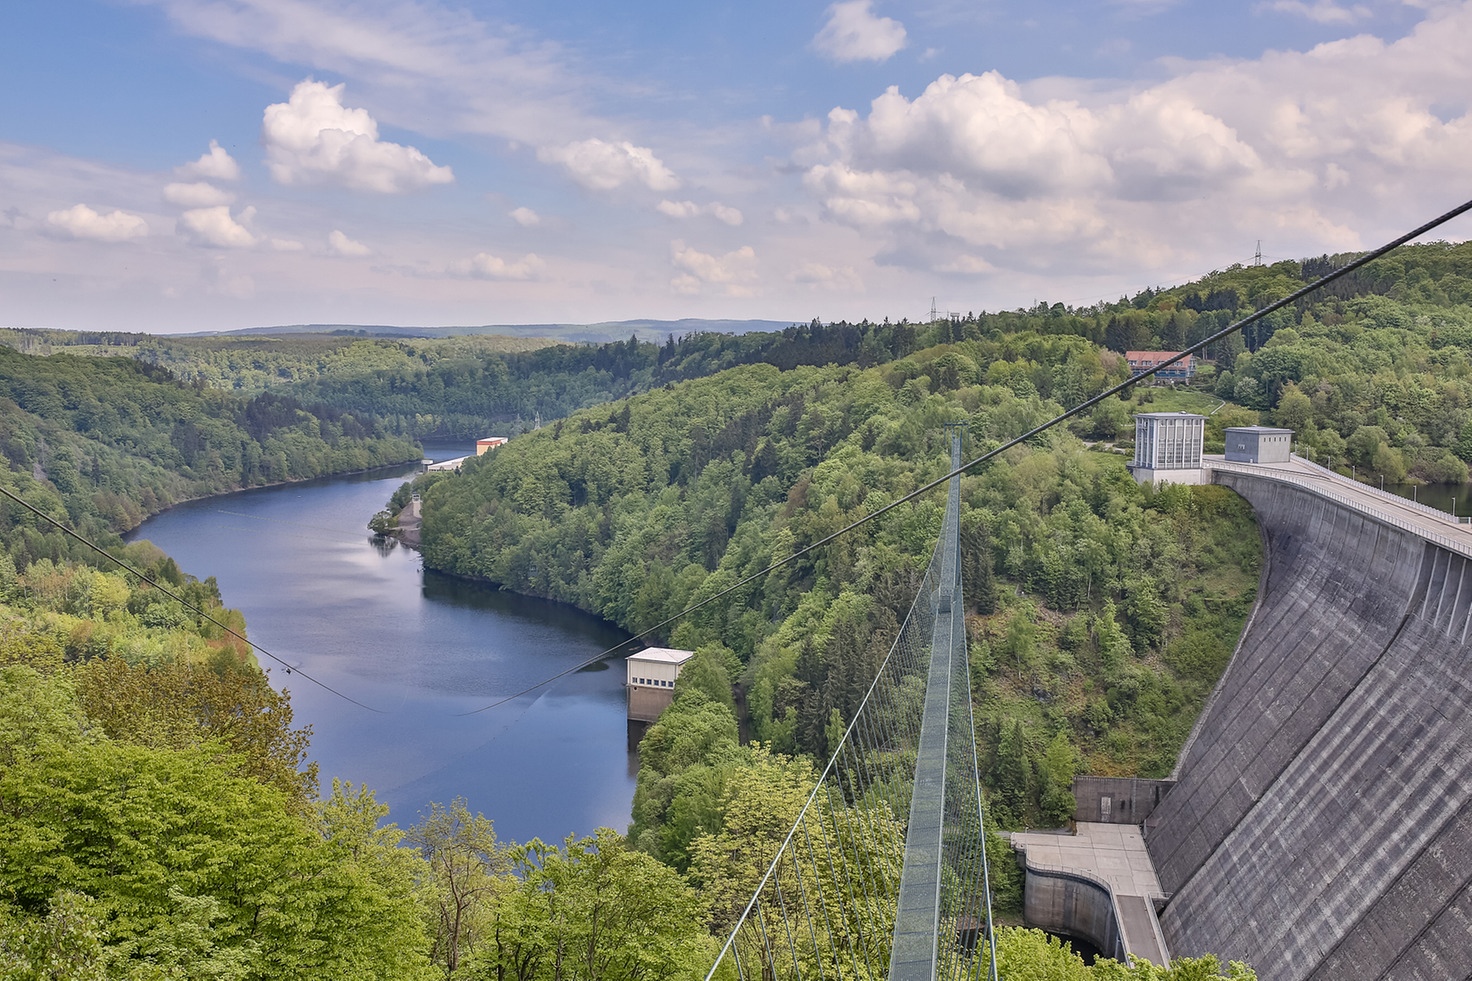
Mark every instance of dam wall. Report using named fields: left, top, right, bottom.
left=1019, top=862, right=1127, bottom=963
left=1145, top=467, right=1472, bottom=980
left=1073, top=776, right=1175, bottom=825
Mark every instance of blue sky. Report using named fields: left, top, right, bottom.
left=1, top=0, right=1468, bottom=332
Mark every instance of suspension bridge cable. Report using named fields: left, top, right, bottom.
left=455, top=194, right=1472, bottom=716
left=0, top=484, right=384, bottom=713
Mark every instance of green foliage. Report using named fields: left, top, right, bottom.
left=629, top=689, right=743, bottom=870
left=6, top=320, right=954, bottom=441
left=0, top=336, right=428, bottom=974
left=476, top=829, right=714, bottom=981
left=0, top=345, right=416, bottom=587
left=409, top=325, right=1261, bottom=843
left=408, top=798, right=511, bottom=976
left=75, top=655, right=318, bottom=805
left=981, top=927, right=1257, bottom=979
left=673, top=644, right=737, bottom=711
left=970, top=477, right=1260, bottom=819
left=46, top=242, right=1469, bottom=972
left=0, top=666, right=433, bottom=981
left=399, top=800, right=715, bottom=981
left=1038, top=731, right=1083, bottom=827
left=0, top=890, right=108, bottom=981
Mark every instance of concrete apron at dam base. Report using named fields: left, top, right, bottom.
left=1010, top=823, right=1172, bottom=967
left=1015, top=453, right=1472, bottom=981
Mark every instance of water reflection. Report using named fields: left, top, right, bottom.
left=128, top=450, right=637, bottom=843
left=1379, top=481, right=1466, bottom=519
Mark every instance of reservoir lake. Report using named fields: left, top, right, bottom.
left=128, top=443, right=638, bottom=844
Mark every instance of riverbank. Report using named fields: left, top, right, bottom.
left=119, top=448, right=424, bottom=537
left=386, top=497, right=423, bottom=548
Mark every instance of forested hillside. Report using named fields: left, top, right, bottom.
left=0, top=346, right=417, bottom=540
left=972, top=241, right=1472, bottom=483
left=411, top=241, right=1472, bottom=853
left=19, top=242, right=1472, bottom=480
left=413, top=335, right=1261, bottom=844
left=1, top=319, right=952, bottom=439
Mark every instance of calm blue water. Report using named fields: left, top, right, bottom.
left=128, top=444, right=637, bottom=843
left=1384, top=481, right=1466, bottom=518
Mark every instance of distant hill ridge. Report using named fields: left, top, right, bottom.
left=196, top=318, right=799, bottom=344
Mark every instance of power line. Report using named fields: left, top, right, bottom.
left=0, top=484, right=383, bottom=713
left=455, top=194, right=1472, bottom=717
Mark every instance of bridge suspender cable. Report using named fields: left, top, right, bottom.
left=0, top=484, right=383, bottom=713
left=456, top=194, right=1472, bottom=717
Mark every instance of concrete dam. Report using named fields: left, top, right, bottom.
left=1143, top=458, right=1472, bottom=980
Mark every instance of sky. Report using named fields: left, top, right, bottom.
left=2, top=0, right=1470, bottom=333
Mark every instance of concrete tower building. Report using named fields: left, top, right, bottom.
left=1131, top=412, right=1206, bottom=485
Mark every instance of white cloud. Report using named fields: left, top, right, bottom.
left=45, top=203, right=148, bottom=242
left=708, top=203, right=745, bottom=227
left=537, top=138, right=678, bottom=192
left=670, top=240, right=757, bottom=295
left=176, top=139, right=241, bottom=181
left=450, top=251, right=546, bottom=280
left=510, top=206, right=541, bottom=227
left=788, top=262, right=864, bottom=291
left=821, top=74, right=1111, bottom=197
left=657, top=199, right=700, bottom=219
left=938, top=255, right=997, bottom=275
left=813, top=1, right=907, bottom=64
left=657, top=199, right=744, bottom=225
left=799, top=5, right=1472, bottom=280
left=1108, top=89, right=1263, bottom=199
left=1260, top=0, right=1373, bottom=25
left=163, top=181, right=235, bottom=208
left=327, top=229, right=371, bottom=256
left=177, top=205, right=258, bottom=248
left=143, top=0, right=592, bottom=147
left=262, top=80, right=454, bottom=193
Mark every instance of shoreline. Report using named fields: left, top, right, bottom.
left=122, top=450, right=424, bottom=538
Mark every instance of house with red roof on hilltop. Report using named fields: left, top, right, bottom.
left=1126, top=351, right=1196, bottom=380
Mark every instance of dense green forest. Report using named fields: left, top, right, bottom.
left=0, top=318, right=1006, bottom=441
left=408, top=240, right=1472, bottom=853
left=0, top=546, right=1241, bottom=978
left=0, top=345, right=720, bottom=979
left=0, top=346, right=417, bottom=541
left=17, top=242, right=1472, bottom=481
left=413, top=340, right=1261, bottom=838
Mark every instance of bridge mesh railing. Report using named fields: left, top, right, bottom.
left=705, top=432, right=997, bottom=981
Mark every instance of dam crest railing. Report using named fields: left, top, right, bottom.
left=1207, top=456, right=1472, bottom=560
